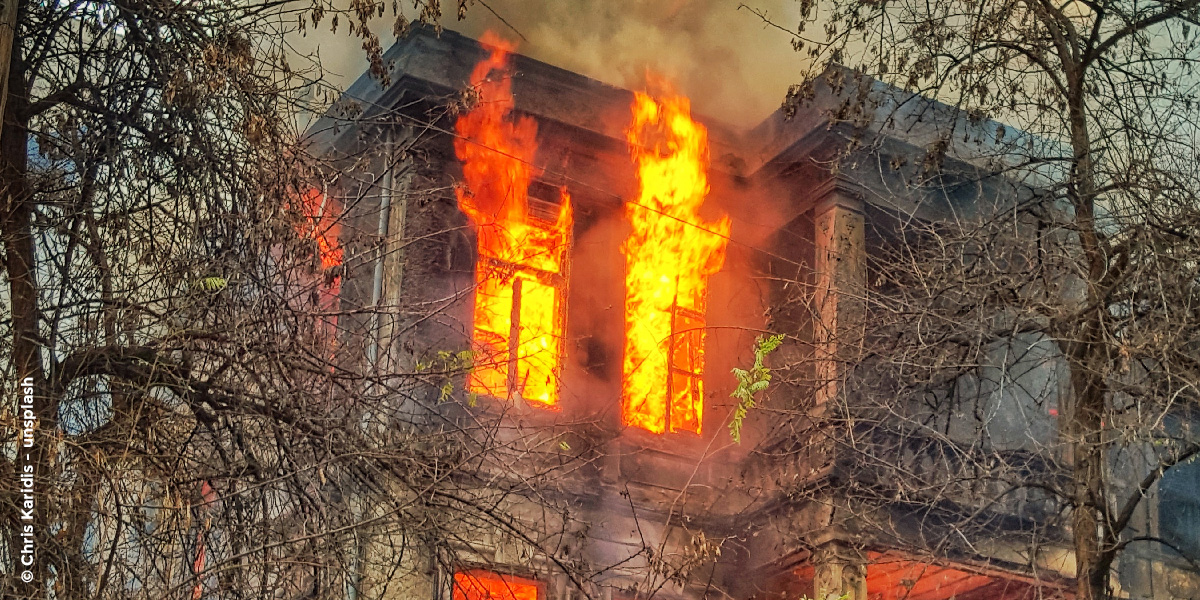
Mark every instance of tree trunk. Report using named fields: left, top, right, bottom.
left=0, top=12, right=52, bottom=598
left=1063, top=60, right=1115, bottom=599
left=1070, top=358, right=1108, bottom=600
left=0, top=0, right=18, bottom=146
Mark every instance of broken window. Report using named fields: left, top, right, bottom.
left=622, top=272, right=714, bottom=435
left=454, top=36, right=572, bottom=408
left=452, top=570, right=541, bottom=600
left=466, top=194, right=571, bottom=407
left=621, top=90, right=730, bottom=435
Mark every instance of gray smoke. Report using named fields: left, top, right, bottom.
left=292, top=0, right=810, bottom=128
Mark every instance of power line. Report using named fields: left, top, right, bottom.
left=325, top=94, right=809, bottom=272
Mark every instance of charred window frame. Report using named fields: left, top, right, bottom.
left=666, top=290, right=707, bottom=434
left=467, top=182, right=571, bottom=407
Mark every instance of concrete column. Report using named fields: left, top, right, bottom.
left=812, top=540, right=868, bottom=600
left=809, top=184, right=869, bottom=600
left=371, top=126, right=414, bottom=375
left=812, top=185, right=866, bottom=408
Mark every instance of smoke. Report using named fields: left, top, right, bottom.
left=293, top=0, right=810, bottom=128
left=455, top=0, right=808, bottom=127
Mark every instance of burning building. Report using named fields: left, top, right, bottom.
left=308, top=27, right=1200, bottom=600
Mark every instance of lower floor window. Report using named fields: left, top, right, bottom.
left=453, top=570, right=541, bottom=600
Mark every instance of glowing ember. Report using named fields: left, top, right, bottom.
left=622, top=86, right=730, bottom=435
left=455, top=31, right=572, bottom=407
left=453, top=571, right=540, bottom=600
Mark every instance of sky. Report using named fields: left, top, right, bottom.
left=289, top=0, right=811, bottom=128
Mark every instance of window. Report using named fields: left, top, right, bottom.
left=453, top=570, right=541, bottom=600
left=294, top=187, right=343, bottom=325
left=453, top=37, right=572, bottom=409
left=466, top=195, right=571, bottom=407
left=1159, top=456, right=1200, bottom=562
left=667, top=298, right=706, bottom=433
left=621, top=89, right=730, bottom=435
left=621, top=261, right=718, bottom=435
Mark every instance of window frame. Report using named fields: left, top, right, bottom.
left=466, top=193, right=571, bottom=408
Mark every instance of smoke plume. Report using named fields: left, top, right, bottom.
left=295, top=0, right=810, bottom=128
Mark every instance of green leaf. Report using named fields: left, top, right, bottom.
left=195, top=276, right=227, bottom=291
left=728, top=334, right=786, bottom=443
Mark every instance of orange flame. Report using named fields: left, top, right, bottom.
left=297, top=187, right=344, bottom=271
left=455, top=32, right=572, bottom=407
left=294, top=187, right=343, bottom=322
left=622, top=86, right=730, bottom=435
left=453, top=571, right=540, bottom=600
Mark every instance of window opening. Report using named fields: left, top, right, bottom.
left=453, top=34, right=572, bottom=408
left=621, top=88, right=730, bottom=434
left=453, top=570, right=541, bottom=600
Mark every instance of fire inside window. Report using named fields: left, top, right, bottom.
left=454, top=33, right=572, bottom=407
left=466, top=191, right=571, bottom=406
left=453, top=570, right=540, bottom=600
left=295, top=187, right=343, bottom=332
left=622, top=89, right=730, bottom=435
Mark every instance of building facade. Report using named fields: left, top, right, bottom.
left=309, top=27, right=1200, bottom=600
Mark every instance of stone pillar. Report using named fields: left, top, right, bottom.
left=812, top=541, right=868, bottom=600
left=809, top=183, right=869, bottom=600
left=811, top=184, right=866, bottom=408
left=373, top=126, right=414, bottom=375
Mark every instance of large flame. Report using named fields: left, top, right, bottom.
left=455, top=32, right=572, bottom=407
left=453, top=571, right=540, bottom=600
left=295, top=187, right=343, bottom=318
left=297, top=187, right=344, bottom=271
left=622, top=87, right=730, bottom=435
